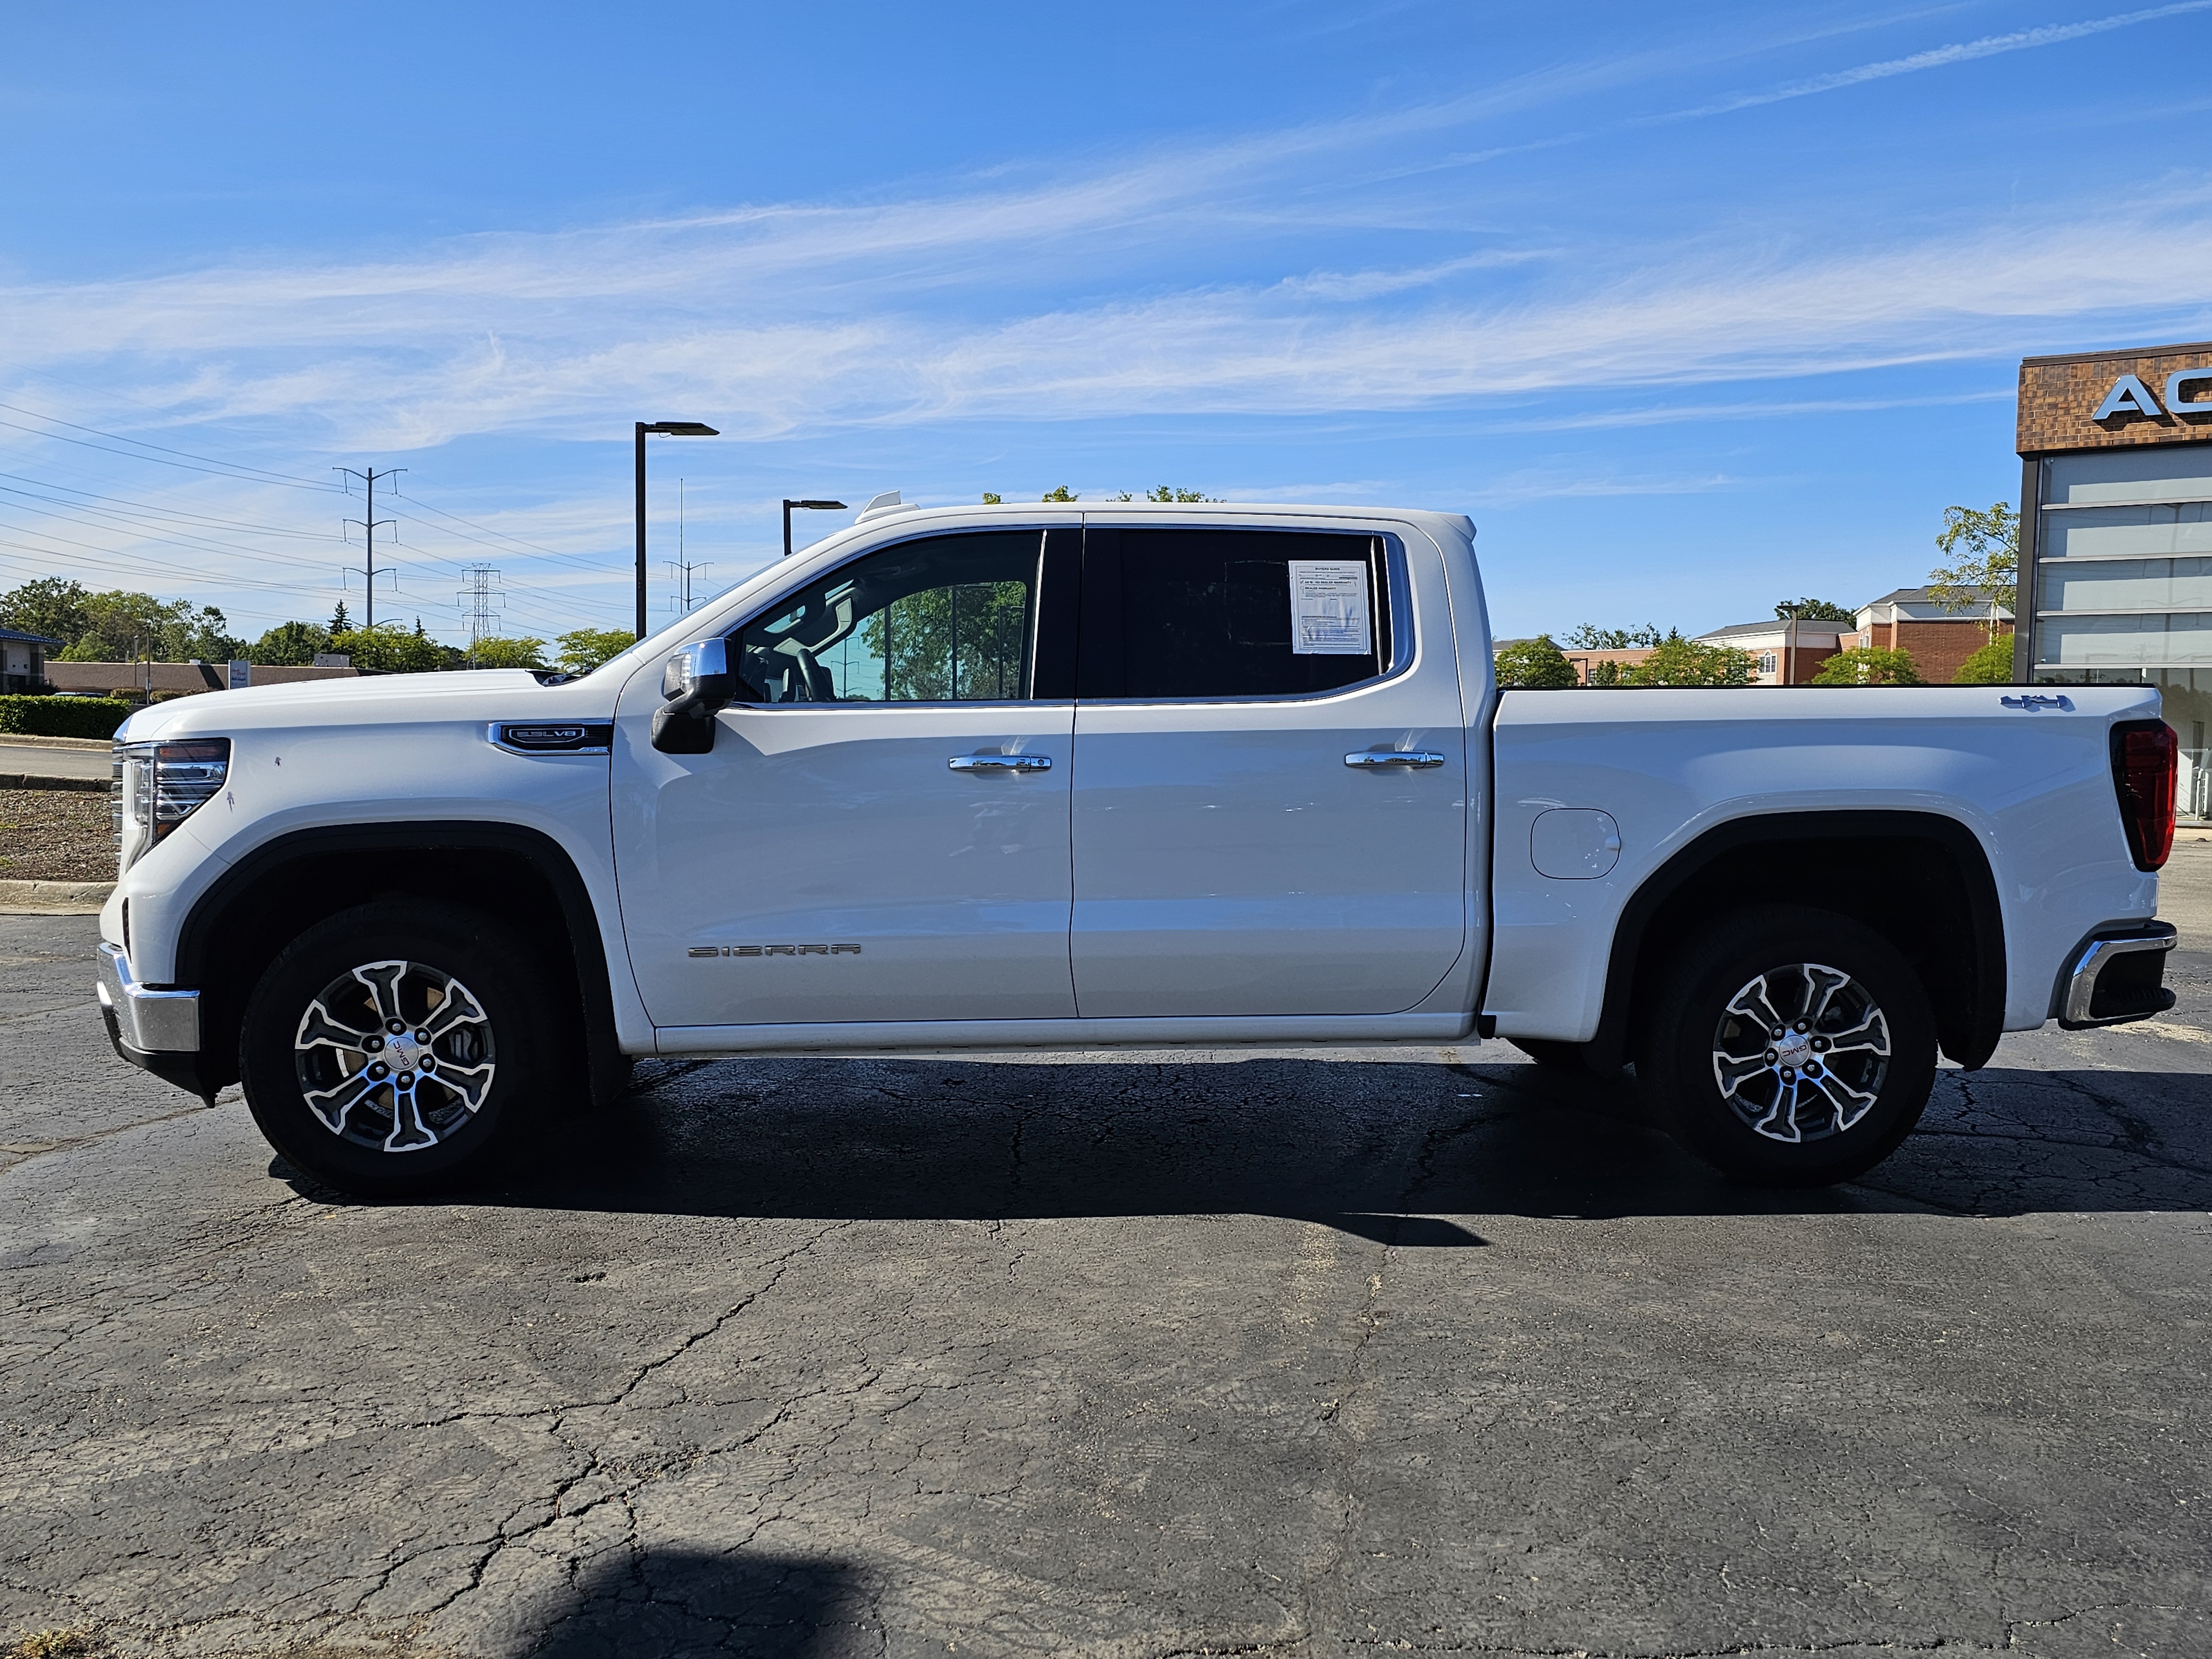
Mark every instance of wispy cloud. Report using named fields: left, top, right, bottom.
left=7, top=177, right=2212, bottom=454
left=1659, top=0, right=2212, bottom=121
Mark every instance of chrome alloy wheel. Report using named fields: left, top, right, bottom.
left=293, top=959, right=498, bottom=1154
left=1710, top=961, right=1891, bottom=1144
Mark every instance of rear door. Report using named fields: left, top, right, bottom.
left=1068, top=522, right=1468, bottom=1018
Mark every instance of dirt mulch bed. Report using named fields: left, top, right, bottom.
left=0, top=789, right=117, bottom=881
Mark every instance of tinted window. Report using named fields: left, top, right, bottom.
left=734, top=531, right=1041, bottom=703
left=1087, top=529, right=1390, bottom=699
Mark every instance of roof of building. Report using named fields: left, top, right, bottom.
left=1695, top=619, right=1845, bottom=641
left=0, top=625, right=63, bottom=648
left=1859, top=585, right=2013, bottom=615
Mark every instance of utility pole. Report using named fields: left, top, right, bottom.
left=457, top=565, right=503, bottom=665
left=336, top=466, right=405, bottom=629
left=665, top=481, right=709, bottom=616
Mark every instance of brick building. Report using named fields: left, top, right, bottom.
left=1841, top=588, right=2012, bottom=684
left=1561, top=646, right=1656, bottom=684
left=41, top=660, right=360, bottom=697
left=1692, top=619, right=1845, bottom=685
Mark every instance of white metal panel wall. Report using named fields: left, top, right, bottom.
left=2037, top=445, right=2212, bottom=675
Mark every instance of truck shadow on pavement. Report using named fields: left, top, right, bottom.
left=289, top=1051, right=2212, bottom=1234
left=530, top=1546, right=868, bottom=1658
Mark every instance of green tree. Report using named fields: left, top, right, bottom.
left=1564, top=623, right=1662, bottom=649
left=1625, top=630, right=1755, bottom=686
left=1040, top=486, right=1078, bottom=502
left=556, top=628, right=637, bottom=674
left=1929, top=503, right=2018, bottom=640
left=0, top=578, right=92, bottom=645
left=1952, top=637, right=2015, bottom=684
left=1811, top=646, right=1924, bottom=686
left=469, top=636, right=548, bottom=670
left=328, top=600, right=352, bottom=635
left=1493, top=635, right=1580, bottom=688
left=980, top=492, right=1003, bottom=505
left=57, top=591, right=241, bottom=662
left=1775, top=598, right=1854, bottom=622
left=329, top=622, right=450, bottom=674
left=249, top=620, right=332, bottom=665
left=1145, top=486, right=1216, bottom=502
left=860, top=582, right=1029, bottom=700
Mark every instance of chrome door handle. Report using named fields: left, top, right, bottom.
left=949, top=754, right=1052, bottom=772
left=1344, top=750, right=1447, bottom=769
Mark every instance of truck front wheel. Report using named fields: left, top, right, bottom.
left=239, top=900, right=552, bottom=1198
left=1636, top=905, right=1936, bottom=1187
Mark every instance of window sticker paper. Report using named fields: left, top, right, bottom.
left=1287, top=560, right=1371, bottom=655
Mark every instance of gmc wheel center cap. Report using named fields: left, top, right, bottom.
left=385, top=1032, right=424, bottom=1070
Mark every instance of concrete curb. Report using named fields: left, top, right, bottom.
left=0, top=772, right=109, bottom=792
left=0, top=879, right=114, bottom=914
left=0, top=733, right=113, bottom=752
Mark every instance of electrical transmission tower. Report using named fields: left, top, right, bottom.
left=336, top=466, right=405, bottom=629
left=457, top=565, right=503, bottom=664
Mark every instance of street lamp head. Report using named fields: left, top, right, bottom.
left=642, top=421, right=720, bottom=437
left=786, top=499, right=848, bottom=511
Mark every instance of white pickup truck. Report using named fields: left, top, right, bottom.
left=94, top=500, right=2180, bottom=1197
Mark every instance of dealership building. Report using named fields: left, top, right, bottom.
left=2017, top=340, right=2212, bottom=812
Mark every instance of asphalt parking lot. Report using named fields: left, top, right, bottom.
left=3, top=860, right=2209, bottom=1658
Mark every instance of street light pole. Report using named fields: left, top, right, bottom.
left=782, top=498, right=849, bottom=559
left=633, top=420, right=720, bottom=639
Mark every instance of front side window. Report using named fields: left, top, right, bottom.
left=1084, top=528, right=1392, bottom=700
left=734, top=531, right=1041, bottom=703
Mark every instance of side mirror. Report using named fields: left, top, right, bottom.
left=650, top=638, right=732, bottom=754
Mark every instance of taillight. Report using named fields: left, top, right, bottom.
left=2111, top=719, right=2177, bottom=872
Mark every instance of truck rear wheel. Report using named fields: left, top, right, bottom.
left=239, top=900, right=552, bottom=1198
left=1636, top=905, right=1936, bottom=1187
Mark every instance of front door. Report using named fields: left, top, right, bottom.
left=1068, top=524, right=1468, bottom=1018
left=614, top=527, right=1081, bottom=1030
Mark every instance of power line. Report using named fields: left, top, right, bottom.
left=0, top=401, right=340, bottom=491
left=0, top=473, right=347, bottom=541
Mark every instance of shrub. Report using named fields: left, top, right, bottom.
left=1811, top=646, right=1924, bottom=686
left=468, top=636, right=548, bottom=670
left=1952, top=637, right=2015, bottom=684
left=0, top=695, right=135, bottom=738
left=556, top=628, right=639, bottom=674
left=1625, top=632, right=1755, bottom=686
left=1494, top=635, right=1580, bottom=688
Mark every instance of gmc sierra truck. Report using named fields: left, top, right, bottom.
left=93, top=498, right=2180, bottom=1197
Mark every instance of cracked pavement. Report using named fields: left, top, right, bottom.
left=3, top=855, right=2210, bottom=1658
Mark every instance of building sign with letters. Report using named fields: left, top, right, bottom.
left=2018, top=341, right=2212, bottom=456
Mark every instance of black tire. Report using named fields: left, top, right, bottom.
left=1509, top=1037, right=1593, bottom=1070
left=1635, top=905, right=1936, bottom=1187
left=239, top=900, right=555, bottom=1198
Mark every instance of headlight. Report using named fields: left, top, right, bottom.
left=113, top=738, right=231, bottom=872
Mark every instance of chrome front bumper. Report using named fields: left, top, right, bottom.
left=2058, top=922, right=2178, bottom=1029
left=95, top=941, right=201, bottom=1053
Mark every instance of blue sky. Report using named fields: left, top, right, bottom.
left=4, top=1, right=2211, bottom=648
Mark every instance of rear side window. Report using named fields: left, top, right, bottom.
left=733, top=531, right=1044, bottom=703
left=1080, top=528, right=1391, bottom=699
